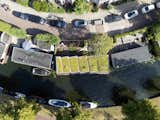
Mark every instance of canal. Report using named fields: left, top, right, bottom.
left=0, top=59, right=160, bottom=106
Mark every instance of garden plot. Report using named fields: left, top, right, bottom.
left=56, top=55, right=109, bottom=75
left=78, top=56, right=89, bottom=73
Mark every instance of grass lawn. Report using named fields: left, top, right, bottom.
left=78, top=56, right=89, bottom=72
left=69, top=57, right=79, bottom=73
left=56, top=57, right=63, bottom=74
left=61, top=57, right=70, bottom=73
left=97, top=56, right=109, bottom=73
left=88, top=56, right=98, bottom=72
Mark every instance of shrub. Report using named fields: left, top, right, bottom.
left=112, top=86, right=136, bottom=105
left=32, top=0, right=65, bottom=13
left=32, top=0, right=49, bottom=12
left=9, top=27, right=27, bottom=38
left=73, top=0, right=92, bottom=14
left=16, top=0, right=29, bottom=6
left=35, top=33, right=60, bottom=45
left=150, top=40, right=160, bottom=57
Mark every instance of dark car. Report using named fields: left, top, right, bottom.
left=72, top=19, right=88, bottom=28
left=12, top=11, right=47, bottom=24
left=105, top=14, right=122, bottom=23
left=48, top=20, right=66, bottom=28
left=12, top=11, right=29, bottom=20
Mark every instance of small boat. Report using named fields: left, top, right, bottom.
left=32, top=68, right=51, bottom=76
left=48, top=99, right=71, bottom=108
left=0, top=86, right=4, bottom=93
left=80, top=101, right=98, bottom=109
left=14, top=92, right=26, bottom=99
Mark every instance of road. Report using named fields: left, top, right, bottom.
left=0, top=0, right=159, bottom=41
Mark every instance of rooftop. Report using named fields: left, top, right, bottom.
left=11, top=47, right=53, bottom=69
left=111, top=46, right=152, bottom=68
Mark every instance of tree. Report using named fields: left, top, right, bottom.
left=87, top=34, right=113, bottom=55
left=35, top=33, right=60, bottom=45
left=73, top=0, right=92, bottom=14
left=145, top=76, right=160, bottom=91
left=122, top=100, right=160, bottom=120
left=0, top=98, right=40, bottom=120
left=112, top=86, right=136, bottom=105
left=56, top=102, right=91, bottom=120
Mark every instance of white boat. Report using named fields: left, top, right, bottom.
left=32, top=68, right=51, bottom=76
left=0, top=86, right=4, bottom=93
left=48, top=99, right=71, bottom=108
left=80, top=101, right=98, bottom=109
left=14, top=92, right=26, bottom=99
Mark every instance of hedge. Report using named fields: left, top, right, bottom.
left=0, top=20, right=27, bottom=38
left=15, top=0, right=29, bottom=7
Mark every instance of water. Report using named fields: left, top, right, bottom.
left=0, top=59, right=160, bottom=106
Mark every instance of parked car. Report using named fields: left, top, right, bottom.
left=91, top=18, right=104, bottom=25
left=32, top=68, right=51, bottom=76
left=0, top=86, right=4, bottom=93
left=48, top=99, right=71, bottom=108
left=12, top=11, right=47, bottom=24
left=80, top=101, right=98, bottom=109
left=156, top=2, right=160, bottom=8
left=12, top=11, right=29, bottom=20
left=48, top=19, right=66, bottom=28
left=72, top=19, right=88, bottom=28
left=124, top=10, right=139, bottom=20
left=142, top=4, right=155, bottom=14
left=105, top=14, right=122, bottom=23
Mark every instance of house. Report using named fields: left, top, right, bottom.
left=0, top=32, right=12, bottom=64
left=11, top=47, right=53, bottom=70
left=51, top=0, right=118, bottom=6
left=111, top=46, right=152, bottom=68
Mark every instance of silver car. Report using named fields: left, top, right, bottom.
left=124, top=10, right=139, bottom=20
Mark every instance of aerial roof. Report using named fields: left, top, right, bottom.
left=11, top=47, right=53, bottom=69
left=111, top=46, right=152, bottom=68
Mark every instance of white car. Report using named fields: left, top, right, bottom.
left=156, top=2, right=160, bottom=8
left=80, top=101, right=98, bottom=109
left=142, top=4, right=155, bottom=14
left=124, top=10, right=139, bottom=20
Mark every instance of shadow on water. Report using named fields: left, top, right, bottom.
left=1, top=68, right=65, bottom=99
left=69, top=60, right=160, bottom=106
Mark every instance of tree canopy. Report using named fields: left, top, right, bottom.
left=35, top=33, right=60, bottom=45
left=122, top=100, right=160, bottom=120
left=0, top=98, right=40, bottom=120
left=56, top=102, right=91, bottom=120
left=87, top=34, right=113, bottom=55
